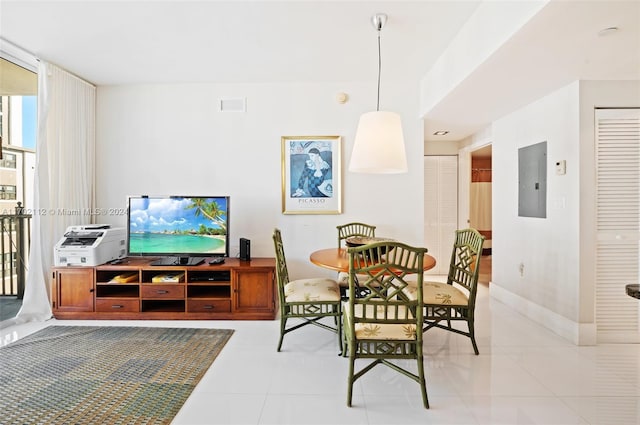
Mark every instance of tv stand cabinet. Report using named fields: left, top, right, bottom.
left=51, top=257, right=276, bottom=320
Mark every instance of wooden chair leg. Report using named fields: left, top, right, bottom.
left=417, top=354, right=429, bottom=409
left=469, top=319, right=479, bottom=355
left=337, top=310, right=343, bottom=354
left=277, top=317, right=287, bottom=352
left=347, top=353, right=355, bottom=407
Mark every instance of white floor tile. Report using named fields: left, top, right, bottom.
left=4, top=283, right=639, bottom=424
left=511, top=346, right=640, bottom=397
left=364, top=395, right=478, bottom=425
left=462, top=396, right=589, bottom=424
left=198, top=348, right=279, bottom=394
left=267, top=351, right=349, bottom=395
left=259, top=394, right=368, bottom=425
left=172, top=393, right=267, bottom=425
left=560, top=396, right=640, bottom=425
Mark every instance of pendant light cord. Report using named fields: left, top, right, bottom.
left=376, top=30, right=382, bottom=112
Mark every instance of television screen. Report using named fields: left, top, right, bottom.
left=127, top=196, right=229, bottom=262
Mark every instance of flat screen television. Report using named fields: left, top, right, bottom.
left=127, top=195, right=229, bottom=266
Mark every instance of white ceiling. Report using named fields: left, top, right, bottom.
left=1, top=0, right=639, bottom=143
left=0, top=0, right=481, bottom=84
left=424, top=0, right=640, bottom=142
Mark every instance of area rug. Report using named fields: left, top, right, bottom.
left=0, top=325, right=234, bottom=425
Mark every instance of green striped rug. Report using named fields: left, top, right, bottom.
left=0, top=326, right=233, bottom=424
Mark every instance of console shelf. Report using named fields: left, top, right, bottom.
left=51, top=257, right=276, bottom=320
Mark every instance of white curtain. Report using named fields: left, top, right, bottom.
left=469, top=182, right=492, bottom=232
left=15, top=61, right=96, bottom=323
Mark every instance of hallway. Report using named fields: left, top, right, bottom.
left=478, top=254, right=492, bottom=285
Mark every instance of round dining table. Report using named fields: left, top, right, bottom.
left=310, top=248, right=436, bottom=273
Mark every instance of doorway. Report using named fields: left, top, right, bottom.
left=423, top=155, right=458, bottom=275
left=0, top=55, right=37, bottom=323
left=470, top=145, right=492, bottom=284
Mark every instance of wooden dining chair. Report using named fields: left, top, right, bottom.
left=336, top=222, right=376, bottom=292
left=343, top=241, right=429, bottom=409
left=337, top=222, right=377, bottom=248
left=272, top=228, right=342, bottom=352
left=405, top=228, right=485, bottom=354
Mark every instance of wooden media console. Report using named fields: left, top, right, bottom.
left=51, top=257, right=276, bottom=320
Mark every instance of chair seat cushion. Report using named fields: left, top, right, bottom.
left=284, top=278, right=340, bottom=302
left=404, top=281, right=469, bottom=306
left=337, top=272, right=375, bottom=288
left=342, top=301, right=417, bottom=340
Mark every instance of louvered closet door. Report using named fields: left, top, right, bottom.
left=424, top=156, right=458, bottom=275
left=596, top=108, right=640, bottom=343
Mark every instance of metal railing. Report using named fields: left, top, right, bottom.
left=1, top=202, right=32, bottom=298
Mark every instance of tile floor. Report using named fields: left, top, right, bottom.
left=2, top=281, right=639, bottom=425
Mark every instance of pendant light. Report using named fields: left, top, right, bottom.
left=349, top=13, right=407, bottom=174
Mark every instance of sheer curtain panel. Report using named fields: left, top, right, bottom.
left=16, top=61, right=96, bottom=323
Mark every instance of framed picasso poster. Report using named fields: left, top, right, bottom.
left=281, top=135, right=342, bottom=214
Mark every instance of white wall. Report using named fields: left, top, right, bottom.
left=491, top=81, right=582, bottom=341
left=424, top=139, right=458, bottom=156
left=95, top=80, right=425, bottom=279
left=490, top=80, right=640, bottom=344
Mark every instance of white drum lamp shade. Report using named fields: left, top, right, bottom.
left=349, top=110, right=407, bottom=174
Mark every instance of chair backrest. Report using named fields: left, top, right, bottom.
left=447, top=228, right=485, bottom=306
left=272, top=228, right=290, bottom=305
left=347, top=241, right=426, bottom=331
left=337, top=222, right=376, bottom=248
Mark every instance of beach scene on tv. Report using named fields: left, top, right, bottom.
left=128, top=197, right=228, bottom=255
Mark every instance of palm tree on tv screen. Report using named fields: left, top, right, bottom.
left=186, top=198, right=227, bottom=233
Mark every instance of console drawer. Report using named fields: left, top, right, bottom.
left=188, top=299, right=231, bottom=313
left=96, top=298, right=140, bottom=312
left=141, top=285, right=185, bottom=299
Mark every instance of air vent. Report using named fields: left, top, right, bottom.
left=219, top=97, right=246, bottom=112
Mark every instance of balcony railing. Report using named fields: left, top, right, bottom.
left=1, top=202, right=32, bottom=298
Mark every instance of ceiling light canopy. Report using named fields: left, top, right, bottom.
left=348, top=13, right=408, bottom=174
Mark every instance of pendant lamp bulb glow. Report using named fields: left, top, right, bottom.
left=349, top=13, right=407, bottom=174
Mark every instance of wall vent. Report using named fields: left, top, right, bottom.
left=219, top=97, right=246, bottom=112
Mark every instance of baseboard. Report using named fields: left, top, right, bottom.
left=489, top=284, right=596, bottom=345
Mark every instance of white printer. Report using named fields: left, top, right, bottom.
left=54, top=225, right=126, bottom=266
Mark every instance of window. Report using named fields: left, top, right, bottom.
left=0, top=56, right=36, bottom=209
left=0, top=185, right=17, bottom=200
left=2, top=252, right=17, bottom=278
left=0, top=152, right=17, bottom=168
left=0, top=96, right=4, bottom=137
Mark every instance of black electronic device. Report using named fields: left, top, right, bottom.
left=239, top=238, right=251, bottom=261
left=208, top=257, right=225, bottom=265
left=126, top=195, right=230, bottom=266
